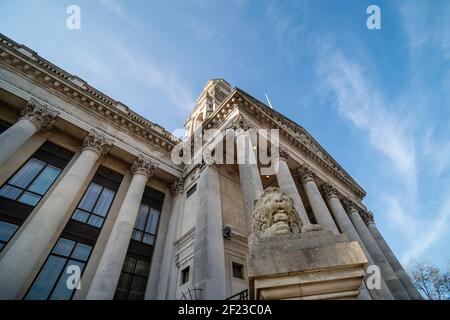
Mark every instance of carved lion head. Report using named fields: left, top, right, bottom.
left=252, top=187, right=302, bottom=239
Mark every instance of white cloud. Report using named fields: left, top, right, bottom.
left=97, top=0, right=141, bottom=30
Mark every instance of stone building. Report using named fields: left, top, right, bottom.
left=0, top=33, right=421, bottom=300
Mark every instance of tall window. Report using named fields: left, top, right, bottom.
left=0, top=220, right=18, bottom=252
left=71, top=167, right=122, bottom=229
left=0, top=142, right=73, bottom=207
left=131, top=205, right=160, bottom=245
left=114, top=255, right=150, bottom=300
left=25, top=237, right=92, bottom=300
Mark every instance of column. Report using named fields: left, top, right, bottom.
left=294, top=165, right=339, bottom=234
left=363, top=211, right=423, bottom=300
left=233, top=117, right=263, bottom=239
left=86, top=156, right=157, bottom=300
left=192, top=164, right=227, bottom=299
left=276, top=148, right=311, bottom=228
left=0, top=129, right=112, bottom=299
left=154, top=178, right=185, bottom=299
left=346, top=199, right=410, bottom=299
left=322, top=184, right=394, bottom=300
left=0, top=99, right=58, bottom=167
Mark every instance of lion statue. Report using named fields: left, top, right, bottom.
left=252, top=187, right=303, bottom=240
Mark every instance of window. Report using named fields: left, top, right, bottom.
left=131, top=205, right=160, bottom=245
left=0, top=142, right=73, bottom=207
left=71, top=167, right=121, bottom=229
left=114, top=256, right=150, bottom=300
left=186, top=184, right=196, bottom=198
left=71, top=182, right=115, bottom=228
left=232, top=262, right=244, bottom=279
left=181, top=266, right=190, bottom=285
left=25, top=237, right=92, bottom=300
left=0, top=119, right=10, bottom=134
left=0, top=220, right=18, bottom=252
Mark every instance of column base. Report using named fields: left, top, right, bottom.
left=247, top=231, right=368, bottom=300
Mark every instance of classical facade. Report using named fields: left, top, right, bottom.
left=0, top=33, right=421, bottom=300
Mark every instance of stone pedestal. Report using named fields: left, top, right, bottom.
left=247, top=231, right=368, bottom=300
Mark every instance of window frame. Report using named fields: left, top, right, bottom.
left=113, top=254, right=151, bottom=300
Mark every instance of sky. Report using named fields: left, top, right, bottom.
left=0, top=0, right=449, bottom=270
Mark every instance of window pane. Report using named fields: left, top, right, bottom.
left=116, top=273, right=131, bottom=290
left=28, top=165, right=60, bottom=195
left=87, top=215, right=104, bottom=228
left=0, top=185, right=22, bottom=200
left=114, top=289, right=128, bottom=300
left=71, top=243, right=92, bottom=262
left=145, top=208, right=160, bottom=235
left=25, top=255, right=66, bottom=300
left=134, top=260, right=150, bottom=277
left=78, top=183, right=102, bottom=211
left=72, top=210, right=89, bottom=223
left=0, top=221, right=18, bottom=242
left=52, top=238, right=76, bottom=257
left=142, top=234, right=154, bottom=245
left=9, top=158, right=45, bottom=188
left=129, top=276, right=146, bottom=295
left=0, top=243, right=4, bottom=251
left=128, top=292, right=144, bottom=300
left=122, top=257, right=136, bottom=273
left=92, top=188, right=115, bottom=217
left=50, top=260, right=85, bottom=300
left=134, top=204, right=149, bottom=231
left=131, top=230, right=142, bottom=242
left=17, top=192, right=41, bottom=206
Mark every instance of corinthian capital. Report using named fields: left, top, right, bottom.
left=322, top=183, right=339, bottom=201
left=278, top=147, right=289, bottom=161
left=229, top=115, right=253, bottom=132
left=294, top=165, right=316, bottom=183
left=170, top=178, right=185, bottom=195
left=20, top=98, right=59, bottom=130
left=131, top=155, right=158, bottom=178
left=82, top=129, right=113, bottom=157
left=343, top=197, right=358, bottom=213
left=361, top=210, right=375, bottom=225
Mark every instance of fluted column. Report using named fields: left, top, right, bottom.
left=0, top=129, right=112, bottom=299
left=322, top=184, right=394, bottom=300
left=192, top=164, right=226, bottom=299
left=233, top=116, right=263, bottom=239
left=155, top=178, right=185, bottom=299
left=276, top=149, right=311, bottom=228
left=294, top=165, right=339, bottom=234
left=346, top=199, right=410, bottom=299
left=0, top=99, right=58, bottom=167
left=86, top=156, right=157, bottom=300
left=363, top=211, right=422, bottom=300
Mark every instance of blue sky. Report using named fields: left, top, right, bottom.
left=1, top=0, right=449, bottom=269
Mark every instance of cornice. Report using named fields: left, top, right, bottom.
left=0, top=33, right=180, bottom=154
left=198, top=89, right=366, bottom=199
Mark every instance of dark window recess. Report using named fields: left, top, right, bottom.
left=0, top=142, right=74, bottom=207
left=71, top=166, right=122, bottom=229
left=0, top=119, right=11, bottom=134
left=113, top=186, right=164, bottom=300
left=186, top=184, right=197, bottom=198
left=24, top=237, right=92, bottom=300
left=0, top=220, right=19, bottom=252
left=232, top=262, right=244, bottom=279
left=181, top=266, right=190, bottom=285
left=113, top=255, right=150, bottom=300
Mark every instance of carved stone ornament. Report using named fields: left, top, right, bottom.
left=343, top=197, right=358, bottom=213
left=170, top=178, right=185, bottom=195
left=278, top=147, right=289, bottom=161
left=252, top=187, right=303, bottom=239
left=131, top=155, right=158, bottom=178
left=20, top=98, right=59, bottom=130
left=82, top=129, right=113, bottom=157
left=361, top=210, right=375, bottom=225
left=229, top=114, right=253, bottom=132
left=293, top=165, right=315, bottom=183
left=322, top=183, right=339, bottom=201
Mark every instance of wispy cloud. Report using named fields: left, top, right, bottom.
left=97, top=0, right=141, bottom=30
